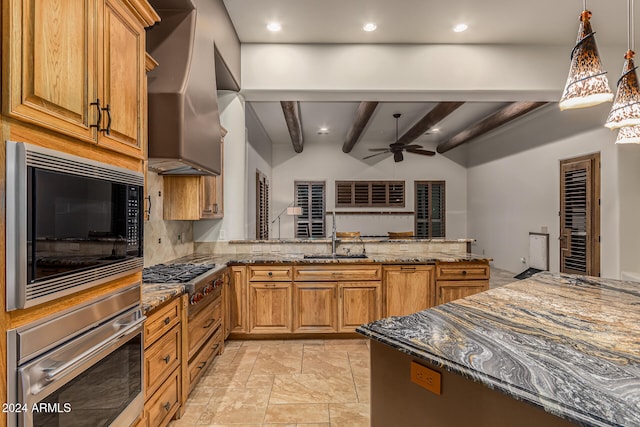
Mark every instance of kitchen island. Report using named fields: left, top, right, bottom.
left=357, top=272, right=640, bottom=427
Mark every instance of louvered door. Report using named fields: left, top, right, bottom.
left=560, top=154, right=600, bottom=276
left=295, top=181, right=325, bottom=238
left=415, top=181, right=445, bottom=238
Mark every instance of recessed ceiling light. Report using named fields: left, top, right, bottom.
left=267, top=22, right=282, bottom=32
left=363, top=22, right=377, bottom=32
left=317, top=127, right=329, bottom=135
left=431, top=128, right=440, bottom=133
left=453, top=23, right=468, bottom=33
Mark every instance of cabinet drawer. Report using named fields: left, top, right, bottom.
left=294, top=264, right=381, bottom=281
left=145, top=297, right=181, bottom=348
left=248, top=266, right=292, bottom=282
left=188, top=297, right=222, bottom=359
left=145, top=325, right=181, bottom=398
left=435, top=280, right=489, bottom=305
left=188, top=327, right=224, bottom=392
left=436, top=262, right=490, bottom=281
left=144, top=368, right=180, bottom=427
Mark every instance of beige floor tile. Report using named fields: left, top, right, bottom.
left=270, top=373, right=357, bottom=404
left=251, top=346, right=303, bottom=375
left=241, top=339, right=285, bottom=346
left=328, top=403, right=371, bottom=427
left=302, top=350, right=351, bottom=376
left=198, top=387, right=271, bottom=425
left=185, top=384, right=214, bottom=405
left=296, top=424, right=330, bottom=427
left=264, top=403, right=329, bottom=424
left=246, top=373, right=275, bottom=389
left=353, top=375, right=370, bottom=403
left=168, top=403, right=205, bottom=426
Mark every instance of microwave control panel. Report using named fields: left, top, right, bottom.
left=127, top=186, right=141, bottom=249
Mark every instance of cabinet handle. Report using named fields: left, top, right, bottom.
left=203, top=319, right=215, bottom=328
left=101, top=104, right=111, bottom=135
left=400, top=267, right=416, bottom=272
left=268, top=271, right=273, bottom=277
left=145, top=195, right=152, bottom=217
left=264, top=283, right=276, bottom=287
left=163, top=402, right=171, bottom=412
left=164, top=317, right=171, bottom=325
left=163, top=355, right=171, bottom=364
left=197, top=361, right=206, bottom=369
left=90, top=99, right=102, bottom=131
left=202, top=208, right=213, bottom=213
left=213, top=203, right=218, bottom=213
left=461, top=270, right=468, bottom=275
left=213, top=343, right=220, bottom=351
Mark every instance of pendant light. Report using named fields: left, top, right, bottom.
left=606, top=0, right=640, bottom=129
left=616, top=125, right=640, bottom=143
left=559, top=1, right=613, bottom=110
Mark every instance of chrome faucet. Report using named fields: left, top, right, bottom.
left=331, top=211, right=337, bottom=256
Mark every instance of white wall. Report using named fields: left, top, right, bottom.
left=467, top=127, right=621, bottom=278
left=271, top=140, right=467, bottom=239
left=194, top=91, right=247, bottom=241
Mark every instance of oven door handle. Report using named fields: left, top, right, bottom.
left=43, top=320, right=142, bottom=383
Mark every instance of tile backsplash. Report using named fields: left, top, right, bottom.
left=144, top=171, right=194, bottom=266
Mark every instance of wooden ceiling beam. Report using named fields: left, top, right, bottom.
left=281, top=101, right=304, bottom=153
left=396, top=102, right=465, bottom=146
left=436, top=101, right=548, bottom=154
left=342, top=101, right=379, bottom=153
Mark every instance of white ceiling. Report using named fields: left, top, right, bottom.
left=223, top=0, right=626, bottom=161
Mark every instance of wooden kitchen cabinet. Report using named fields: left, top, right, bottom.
left=248, top=282, right=292, bottom=333
left=338, top=282, right=382, bottom=332
left=163, top=139, right=224, bottom=220
left=293, top=282, right=337, bottom=333
left=228, top=266, right=248, bottom=334
left=143, top=296, right=183, bottom=427
left=4, top=0, right=157, bottom=159
left=383, top=265, right=435, bottom=317
left=435, top=261, right=490, bottom=305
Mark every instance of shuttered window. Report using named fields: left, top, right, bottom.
left=295, top=181, right=325, bottom=238
left=415, top=181, right=445, bottom=238
left=256, top=170, right=269, bottom=240
left=335, top=181, right=405, bottom=207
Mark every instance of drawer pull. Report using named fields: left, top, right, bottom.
left=162, top=355, right=171, bottom=364
left=198, top=361, right=207, bottom=369
left=462, top=270, right=468, bottom=275
left=400, top=266, right=416, bottom=272
left=264, top=283, right=276, bottom=287
left=164, top=317, right=171, bottom=325
left=163, top=402, right=171, bottom=412
left=213, top=343, right=220, bottom=351
left=268, top=271, right=273, bottom=276
left=203, top=319, right=215, bottom=329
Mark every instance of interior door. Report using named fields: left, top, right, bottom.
left=559, top=153, right=600, bottom=276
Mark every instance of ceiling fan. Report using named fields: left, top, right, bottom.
left=363, top=113, right=436, bottom=162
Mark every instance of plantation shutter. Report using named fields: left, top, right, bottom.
left=335, top=181, right=405, bottom=207
left=295, top=181, right=325, bottom=238
left=415, top=181, right=445, bottom=238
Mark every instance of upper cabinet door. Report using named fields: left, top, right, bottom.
left=6, top=0, right=97, bottom=142
left=98, top=0, right=145, bottom=158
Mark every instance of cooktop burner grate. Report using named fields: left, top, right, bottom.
left=142, top=263, right=216, bottom=283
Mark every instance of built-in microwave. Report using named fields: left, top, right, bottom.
left=6, top=141, right=144, bottom=310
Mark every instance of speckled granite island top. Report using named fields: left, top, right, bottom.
left=357, top=272, right=640, bottom=427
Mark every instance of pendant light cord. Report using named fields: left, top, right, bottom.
left=630, top=0, right=635, bottom=52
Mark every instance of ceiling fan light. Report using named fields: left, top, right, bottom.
left=605, top=52, right=640, bottom=128
left=615, top=125, right=640, bottom=143
left=559, top=10, right=613, bottom=111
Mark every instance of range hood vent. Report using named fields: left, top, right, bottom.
left=146, top=0, right=222, bottom=175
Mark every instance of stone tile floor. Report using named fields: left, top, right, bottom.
left=170, top=339, right=371, bottom=427
left=170, top=267, right=518, bottom=426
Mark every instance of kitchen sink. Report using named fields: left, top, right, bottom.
left=303, top=254, right=368, bottom=259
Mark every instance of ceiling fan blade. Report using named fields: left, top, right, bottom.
left=402, top=144, right=424, bottom=150
left=368, top=148, right=391, bottom=152
left=405, top=148, right=436, bottom=156
left=393, top=151, right=403, bottom=162
left=363, top=151, right=390, bottom=160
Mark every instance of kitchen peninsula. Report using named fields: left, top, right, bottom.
left=357, top=272, right=640, bottom=427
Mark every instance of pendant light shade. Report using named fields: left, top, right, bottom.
left=605, top=50, right=640, bottom=128
left=559, top=10, right=613, bottom=110
left=616, top=124, right=640, bottom=143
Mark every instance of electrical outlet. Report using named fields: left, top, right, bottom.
left=158, top=238, right=162, bottom=244
left=251, top=245, right=261, bottom=253
left=271, top=245, right=281, bottom=253
left=399, top=244, right=409, bottom=252
left=177, top=233, right=181, bottom=242
left=219, top=229, right=226, bottom=240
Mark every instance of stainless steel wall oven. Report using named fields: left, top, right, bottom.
left=6, top=285, right=144, bottom=427
left=6, top=141, right=144, bottom=310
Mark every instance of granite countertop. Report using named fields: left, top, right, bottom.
left=141, top=283, right=185, bottom=314
left=357, top=272, right=640, bottom=427
left=229, top=238, right=474, bottom=244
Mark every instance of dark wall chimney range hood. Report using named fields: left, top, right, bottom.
left=147, top=0, right=226, bottom=175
